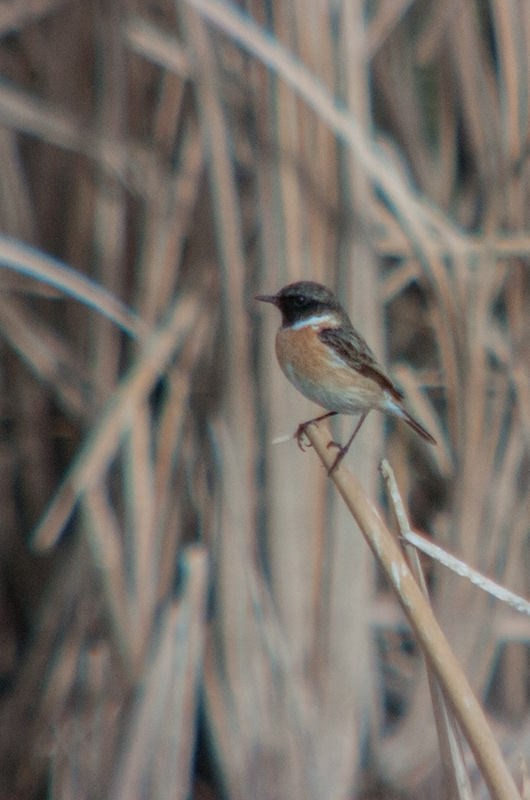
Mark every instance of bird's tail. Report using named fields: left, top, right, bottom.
left=399, top=407, right=436, bottom=445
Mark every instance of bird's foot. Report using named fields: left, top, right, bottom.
left=295, top=422, right=312, bottom=451
left=295, top=411, right=338, bottom=451
left=294, top=411, right=338, bottom=452
left=326, top=440, right=347, bottom=474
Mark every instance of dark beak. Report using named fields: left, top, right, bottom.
left=256, top=294, right=278, bottom=305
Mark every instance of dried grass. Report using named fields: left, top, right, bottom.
left=0, top=1, right=529, bottom=799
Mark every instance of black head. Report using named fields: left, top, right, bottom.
left=256, top=281, right=345, bottom=327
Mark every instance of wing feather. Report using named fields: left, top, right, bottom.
left=318, top=326, right=404, bottom=401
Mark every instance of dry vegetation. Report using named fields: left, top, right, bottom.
left=0, top=0, right=530, bottom=798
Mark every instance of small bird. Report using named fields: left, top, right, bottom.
left=257, top=281, right=435, bottom=472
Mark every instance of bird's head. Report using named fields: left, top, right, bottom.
left=256, top=281, right=342, bottom=327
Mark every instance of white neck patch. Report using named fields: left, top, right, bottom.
left=290, top=313, right=335, bottom=330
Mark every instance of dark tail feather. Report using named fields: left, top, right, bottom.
left=400, top=408, right=436, bottom=445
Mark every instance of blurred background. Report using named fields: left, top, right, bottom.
left=0, top=0, right=529, bottom=798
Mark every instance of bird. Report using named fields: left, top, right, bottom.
left=256, top=280, right=436, bottom=472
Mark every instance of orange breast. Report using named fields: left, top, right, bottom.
left=275, top=325, right=385, bottom=414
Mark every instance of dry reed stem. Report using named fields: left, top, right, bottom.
left=109, top=546, right=208, bottom=800
left=382, top=459, right=474, bottom=800
left=180, top=0, right=257, bottom=487
left=0, top=236, right=146, bottom=338
left=304, top=421, right=521, bottom=800
left=396, top=525, right=530, bottom=618
left=184, top=0, right=463, bottom=238
left=31, top=290, right=209, bottom=550
left=205, top=420, right=331, bottom=796
left=124, top=406, right=158, bottom=655
left=0, top=79, right=140, bottom=183
left=124, top=17, right=191, bottom=77
left=82, top=481, right=138, bottom=673
left=136, top=116, right=204, bottom=323
left=0, top=294, right=96, bottom=418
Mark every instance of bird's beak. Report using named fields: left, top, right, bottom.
left=256, top=293, right=278, bottom=305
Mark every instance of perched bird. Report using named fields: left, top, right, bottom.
left=257, top=281, right=435, bottom=472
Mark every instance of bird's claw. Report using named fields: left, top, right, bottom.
left=326, top=441, right=347, bottom=474
left=326, top=440, right=342, bottom=451
left=295, top=428, right=346, bottom=473
left=295, top=422, right=312, bottom=451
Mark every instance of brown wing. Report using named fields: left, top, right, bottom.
left=318, top=326, right=404, bottom=402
